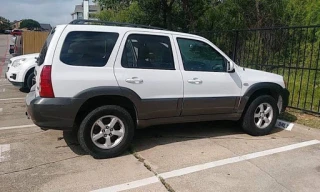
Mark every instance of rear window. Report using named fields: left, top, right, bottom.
left=60, top=31, right=119, bottom=67
left=38, top=28, right=55, bottom=66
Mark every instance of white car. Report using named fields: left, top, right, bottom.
left=26, top=20, right=289, bottom=158
left=6, top=53, right=39, bottom=90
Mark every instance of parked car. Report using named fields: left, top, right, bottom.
left=9, top=35, right=16, bottom=54
left=4, top=30, right=12, bottom=34
left=11, top=29, right=23, bottom=36
left=6, top=53, right=39, bottom=90
left=11, top=35, right=23, bottom=56
left=26, top=20, right=289, bottom=159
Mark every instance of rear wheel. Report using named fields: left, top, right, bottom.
left=242, top=95, right=278, bottom=136
left=78, top=105, right=134, bottom=159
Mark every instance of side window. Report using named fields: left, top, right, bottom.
left=177, top=38, right=226, bottom=72
left=60, top=31, right=119, bottom=67
left=121, top=34, right=175, bottom=70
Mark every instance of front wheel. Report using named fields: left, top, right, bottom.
left=78, top=105, right=135, bottom=159
left=242, top=95, right=279, bottom=136
left=26, top=73, right=35, bottom=91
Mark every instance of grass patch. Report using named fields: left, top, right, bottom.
left=279, top=108, right=320, bottom=129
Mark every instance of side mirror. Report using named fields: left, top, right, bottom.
left=227, top=61, right=235, bottom=73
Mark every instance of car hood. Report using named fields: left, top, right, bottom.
left=10, top=53, right=39, bottom=62
left=237, top=67, right=285, bottom=88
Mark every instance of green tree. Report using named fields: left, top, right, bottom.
left=95, top=1, right=146, bottom=23
left=285, top=0, right=320, bottom=26
left=94, top=0, right=318, bottom=32
left=94, top=0, right=209, bottom=31
left=20, top=19, right=41, bottom=30
left=0, top=16, right=10, bottom=33
left=94, top=0, right=131, bottom=11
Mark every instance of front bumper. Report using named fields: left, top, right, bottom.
left=26, top=90, right=84, bottom=130
left=5, top=70, right=24, bottom=87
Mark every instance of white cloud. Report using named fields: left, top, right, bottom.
left=0, top=0, right=92, bottom=26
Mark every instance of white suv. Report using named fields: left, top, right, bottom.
left=6, top=53, right=39, bottom=90
left=26, top=20, right=289, bottom=158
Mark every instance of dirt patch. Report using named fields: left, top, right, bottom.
left=280, top=108, right=320, bottom=129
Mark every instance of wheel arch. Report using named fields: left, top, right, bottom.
left=238, top=82, right=283, bottom=115
left=23, top=66, right=35, bottom=87
left=73, top=87, right=140, bottom=130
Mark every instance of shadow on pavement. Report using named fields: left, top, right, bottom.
left=132, top=121, right=284, bottom=152
left=63, top=130, right=88, bottom=156
left=19, top=87, right=29, bottom=93
left=62, top=120, right=285, bottom=157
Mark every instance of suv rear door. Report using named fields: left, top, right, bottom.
left=114, top=31, right=183, bottom=119
left=48, top=26, right=122, bottom=98
left=174, top=35, right=242, bottom=116
left=34, top=27, right=58, bottom=96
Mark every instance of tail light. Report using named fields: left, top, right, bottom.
left=39, top=65, right=54, bottom=98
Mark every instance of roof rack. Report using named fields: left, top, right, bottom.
left=69, top=19, right=166, bottom=31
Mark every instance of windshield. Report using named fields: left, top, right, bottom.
left=37, top=27, right=55, bottom=66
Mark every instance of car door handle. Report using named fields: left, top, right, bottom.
left=125, top=77, right=143, bottom=84
left=188, top=78, right=203, bottom=84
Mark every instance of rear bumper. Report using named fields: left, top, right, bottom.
left=26, top=90, right=84, bottom=130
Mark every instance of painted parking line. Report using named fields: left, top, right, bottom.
left=92, top=140, right=320, bottom=192
left=0, top=144, right=10, bottom=162
left=0, top=108, right=2, bottom=113
left=0, top=97, right=25, bottom=102
left=0, top=124, right=36, bottom=131
left=0, top=88, right=5, bottom=92
left=0, top=84, right=11, bottom=87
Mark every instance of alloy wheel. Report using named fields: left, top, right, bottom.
left=90, top=115, right=125, bottom=149
left=254, top=103, right=274, bottom=129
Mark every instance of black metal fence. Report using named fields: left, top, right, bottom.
left=197, top=25, right=320, bottom=114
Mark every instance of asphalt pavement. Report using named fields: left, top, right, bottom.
left=0, top=34, right=320, bottom=192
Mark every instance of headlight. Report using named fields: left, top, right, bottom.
left=12, top=58, right=26, bottom=67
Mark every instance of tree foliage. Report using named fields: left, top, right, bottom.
left=93, top=0, right=320, bottom=31
left=0, top=16, right=10, bottom=32
left=20, top=19, right=41, bottom=30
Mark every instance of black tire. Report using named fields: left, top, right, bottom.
left=78, top=105, right=134, bottom=159
left=25, top=72, right=35, bottom=91
left=242, top=95, right=278, bottom=136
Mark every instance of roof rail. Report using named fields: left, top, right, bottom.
left=69, top=19, right=166, bottom=30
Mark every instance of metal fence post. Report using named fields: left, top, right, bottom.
left=233, top=30, right=239, bottom=61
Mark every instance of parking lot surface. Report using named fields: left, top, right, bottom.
left=0, top=34, right=320, bottom=192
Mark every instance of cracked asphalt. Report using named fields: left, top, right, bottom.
left=1, top=34, right=320, bottom=192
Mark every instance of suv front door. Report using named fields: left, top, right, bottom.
left=114, top=32, right=183, bottom=119
left=174, top=36, right=242, bottom=116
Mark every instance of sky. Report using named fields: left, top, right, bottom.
left=0, top=0, right=91, bottom=27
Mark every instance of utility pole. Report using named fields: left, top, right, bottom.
left=83, top=0, right=89, bottom=19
